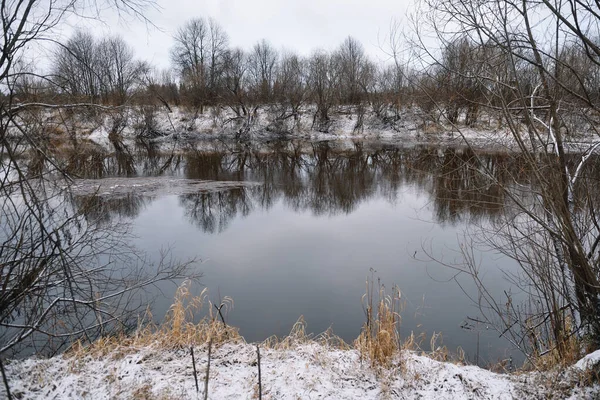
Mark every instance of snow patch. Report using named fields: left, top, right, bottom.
left=87, top=126, right=112, bottom=149
left=575, top=349, right=600, bottom=370
left=69, top=177, right=261, bottom=199
left=5, top=342, right=598, bottom=399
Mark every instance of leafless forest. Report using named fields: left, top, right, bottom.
left=2, top=0, right=600, bottom=374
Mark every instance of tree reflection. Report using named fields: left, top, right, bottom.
left=429, top=148, right=508, bottom=224
left=179, top=188, right=252, bottom=233
left=55, top=139, right=554, bottom=232
left=177, top=141, right=525, bottom=230
left=73, top=193, right=149, bottom=225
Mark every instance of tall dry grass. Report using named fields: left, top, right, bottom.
left=526, top=316, right=583, bottom=371
left=354, top=276, right=402, bottom=369
left=156, top=280, right=239, bottom=347
left=68, top=278, right=470, bottom=374
left=261, top=316, right=351, bottom=351
left=68, top=280, right=240, bottom=358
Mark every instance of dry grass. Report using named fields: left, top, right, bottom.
left=427, top=331, right=449, bottom=362
left=156, top=280, right=239, bottom=347
left=520, top=355, right=600, bottom=399
left=262, top=316, right=350, bottom=351
left=421, top=121, right=444, bottom=134
left=522, top=316, right=583, bottom=372
left=354, top=276, right=402, bottom=369
left=45, top=124, right=66, bottom=137
left=529, top=334, right=582, bottom=371
left=67, top=278, right=474, bottom=376
left=68, top=280, right=241, bottom=359
left=131, top=383, right=185, bottom=400
left=262, top=316, right=311, bottom=350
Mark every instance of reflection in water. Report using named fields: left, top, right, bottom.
left=59, top=139, right=533, bottom=229
left=21, top=137, right=600, bottom=365
left=178, top=142, right=522, bottom=226
left=180, top=189, right=252, bottom=234
left=59, top=137, right=182, bottom=179
left=73, top=193, right=150, bottom=226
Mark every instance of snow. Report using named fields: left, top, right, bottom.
left=87, top=126, right=113, bottom=149
left=575, top=349, right=600, bottom=370
left=7, top=105, right=600, bottom=157
left=8, top=105, right=540, bottom=151
left=5, top=105, right=600, bottom=399
left=69, top=177, right=261, bottom=198
left=3, top=342, right=599, bottom=399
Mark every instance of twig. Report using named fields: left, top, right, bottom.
left=191, top=346, right=199, bottom=393
left=0, top=357, right=12, bottom=400
left=257, top=345, right=262, bottom=400
left=204, top=339, right=212, bottom=400
left=214, top=304, right=227, bottom=327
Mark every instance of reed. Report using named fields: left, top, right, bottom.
left=354, top=275, right=402, bottom=369
left=68, top=280, right=240, bottom=359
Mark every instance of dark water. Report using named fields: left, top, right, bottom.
left=68, top=139, right=530, bottom=366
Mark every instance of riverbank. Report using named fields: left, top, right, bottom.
left=3, top=338, right=600, bottom=399
left=5, top=105, right=600, bottom=399
left=9, top=104, right=528, bottom=150
left=11, top=103, right=600, bottom=157
left=3, top=281, right=600, bottom=400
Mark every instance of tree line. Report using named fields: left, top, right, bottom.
left=19, top=19, right=402, bottom=130
left=13, top=15, right=597, bottom=134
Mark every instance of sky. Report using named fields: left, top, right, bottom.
left=60, top=0, right=413, bottom=70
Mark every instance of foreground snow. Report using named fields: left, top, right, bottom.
left=4, top=342, right=600, bottom=399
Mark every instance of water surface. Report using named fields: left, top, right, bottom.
left=71, top=139, right=527, bottom=365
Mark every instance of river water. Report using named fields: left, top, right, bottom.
left=66, top=138, right=528, bottom=366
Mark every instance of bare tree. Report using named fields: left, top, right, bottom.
left=54, top=31, right=101, bottom=103
left=0, top=0, right=200, bottom=359
left=307, top=50, right=338, bottom=132
left=222, top=48, right=259, bottom=137
left=377, top=64, right=405, bottom=121
left=171, top=18, right=209, bottom=112
left=415, top=0, right=600, bottom=361
left=222, top=48, right=248, bottom=114
left=54, top=32, right=147, bottom=105
left=97, top=36, right=149, bottom=105
left=248, top=39, right=278, bottom=103
left=171, top=17, right=231, bottom=111
left=206, top=18, right=229, bottom=102
left=378, top=20, right=412, bottom=120
left=270, top=51, right=307, bottom=133
left=434, top=37, right=485, bottom=126
left=335, top=36, right=368, bottom=105
left=143, top=68, right=180, bottom=109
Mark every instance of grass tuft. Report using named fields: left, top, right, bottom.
left=262, top=317, right=351, bottom=351
left=156, top=280, right=239, bottom=347
left=523, top=316, right=583, bottom=371
left=67, top=278, right=473, bottom=375
left=67, top=280, right=241, bottom=359
left=354, top=275, right=402, bottom=369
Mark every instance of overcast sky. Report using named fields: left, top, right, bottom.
left=62, top=0, right=412, bottom=70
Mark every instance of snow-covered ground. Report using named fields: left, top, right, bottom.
left=118, top=105, right=520, bottom=149
left=11, top=105, right=530, bottom=150
left=3, top=342, right=600, bottom=399
left=10, top=104, right=600, bottom=155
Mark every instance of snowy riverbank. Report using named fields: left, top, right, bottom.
left=13, top=104, right=526, bottom=150
left=3, top=342, right=600, bottom=399
left=92, top=105, right=522, bottom=149
left=11, top=103, right=600, bottom=155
